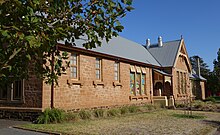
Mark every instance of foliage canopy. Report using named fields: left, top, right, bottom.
left=0, top=0, right=133, bottom=84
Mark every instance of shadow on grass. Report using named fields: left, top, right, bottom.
left=202, top=120, right=220, bottom=127
left=202, top=120, right=220, bottom=134
left=172, top=114, right=205, bottom=119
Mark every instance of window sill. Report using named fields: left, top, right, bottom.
left=113, top=81, right=122, bottom=87
left=129, top=95, right=148, bottom=100
left=0, top=100, right=24, bottom=104
left=67, top=79, right=84, bottom=87
left=93, top=81, right=105, bottom=87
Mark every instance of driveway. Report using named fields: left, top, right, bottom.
left=0, top=119, right=48, bottom=135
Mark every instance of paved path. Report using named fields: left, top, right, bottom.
left=0, top=119, right=48, bottom=135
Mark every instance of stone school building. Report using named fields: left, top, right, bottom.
left=0, top=36, right=206, bottom=117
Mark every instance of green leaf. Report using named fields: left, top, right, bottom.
left=121, top=0, right=133, bottom=5
left=25, top=36, right=40, bottom=48
left=126, top=0, right=133, bottom=5
left=31, top=17, right=39, bottom=23
left=125, top=6, right=134, bottom=11
left=1, top=30, right=10, bottom=38
left=116, top=20, right=121, bottom=26
left=115, top=25, right=124, bottom=32
left=12, top=26, right=20, bottom=31
left=26, top=54, right=31, bottom=60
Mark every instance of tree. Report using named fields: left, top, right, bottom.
left=0, top=0, right=133, bottom=82
left=213, top=48, right=220, bottom=80
left=190, top=55, right=210, bottom=78
left=0, top=0, right=133, bottom=108
left=206, top=72, right=220, bottom=95
left=210, top=48, right=220, bottom=95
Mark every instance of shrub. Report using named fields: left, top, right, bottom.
left=175, top=102, right=187, bottom=108
left=201, top=103, right=217, bottom=111
left=204, top=97, right=216, bottom=103
left=212, top=96, right=220, bottom=102
left=128, top=105, right=139, bottom=113
left=216, top=104, right=220, bottom=109
left=93, top=109, right=105, bottom=118
left=120, top=106, right=129, bottom=115
left=37, top=108, right=64, bottom=124
left=192, top=100, right=205, bottom=109
left=191, top=100, right=218, bottom=112
left=64, top=112, right=79, bottom=122
left=107, top=109, right=120, bottom=117
left=79, top=110, right=92, bottom=120
left=144, top=104, right=155, bottom=111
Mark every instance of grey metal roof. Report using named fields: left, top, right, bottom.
left=147, top=40, right=181, bottom=67
left=190, top=70, right=207, bottom=81
left=153, top=69, right=172, bottom=76
left=58, top=36, right=161, bottom=67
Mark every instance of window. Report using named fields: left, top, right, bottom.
left=0, top=80, right=23, bottom=102
left=70, top=53, right=78, bottom=79
left=185, top=73, right=187, bottom=93
left=0, top=84, right=7, bottom=100
left=114, top=62, right=119, bottom=81
left=141, top=74, right=146, bottom=95
left=130, top=72, right=135, bottom=95
left=95, top=58, right=102, bottom=80
left=130, top=66, right=147, bottom=96
left=177, top=71, right=180, bottom=94
left=13, top=81, right=23, bottom=100
left=181, top=72, right=184, bottom=94
left=177, top=71, right=187, bottom=95
left=136, top=73, right=141, bottom=95
left=182, top=73, right=185, bottom=94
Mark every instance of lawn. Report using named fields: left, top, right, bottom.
left=20, top=110, right=220, bottom=135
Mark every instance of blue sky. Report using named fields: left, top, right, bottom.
left=119, top=0, right=220, bottom=70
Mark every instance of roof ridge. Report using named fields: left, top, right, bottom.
left=150, top=39, right=181, bottom=46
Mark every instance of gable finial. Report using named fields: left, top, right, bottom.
left=181, top=35, right=183, bottom=39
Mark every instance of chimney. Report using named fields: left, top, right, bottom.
left=146, top=38, right=150, bottom=49
left=195, top=56, right=201, bottom=77
left=158, top=36, right=163, bottom=47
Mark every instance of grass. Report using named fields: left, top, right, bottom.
left=93, top=109, right=105, bottom=118
left=78, top=110, right=92, bottom=120
left=106, top=108, right=120, bottom=117
left=20, top=110, right=220, bottom=135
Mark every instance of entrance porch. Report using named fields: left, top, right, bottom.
left=152, top=69, right=174, bottom=107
